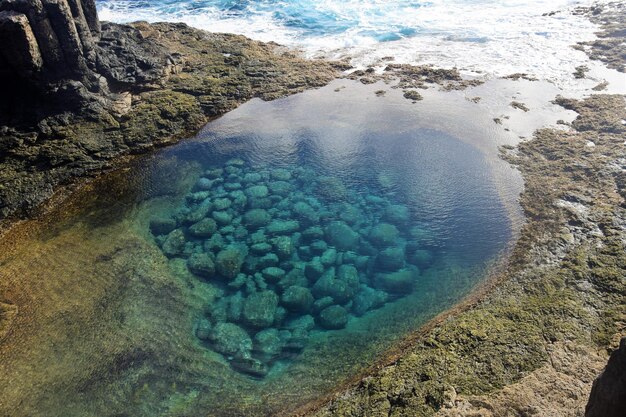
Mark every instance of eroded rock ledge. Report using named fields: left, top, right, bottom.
left=0, top=0, right=344, bottom=222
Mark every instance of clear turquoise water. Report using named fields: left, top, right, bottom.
left=139, top=83, right=512, bottom=380
left=0, top=82, right=517, bottom=416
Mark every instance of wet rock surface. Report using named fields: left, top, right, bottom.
left=151, top=160, right=436, bottom=377
left=574, top=3, right=626, bottom=73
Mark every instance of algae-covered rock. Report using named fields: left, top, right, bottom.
left=369, top=223, right=400, bottom=247
left=187, top=253, right=216, bottom=278
left=213, top=197, right=232, bottom=211
left=231, top=356, right=269, bottom=378
left=216, top=247, right=245, bottom=279
left=270, top=168, right=292, bottom=181
left=253, top=328, right=283, bottom=362
left=195, top=318, right=212, bottom=341
left=408, top=249, right=434, bottom=269
left=281, top=286, right=314, bottom=313
left=312, top=268, right=357, bottom=304
left=212, top=210, right=233, bottom=226
left=293, top=201, right=320, bottom=226
left=278, top=266, right=308, bottom=291
left=188, top=218, right=217, bottom=237
left=162, top=228, right=186, bottom=257
left=149, top=217, right=177, bottom=235
left=316, top=176, right=347, bottom=201
left=310, top=239, right=328, bottom=255
left=243, top=208, right=271, bottom=229
left=374, top=268, right=417, bottom=293
left=352, top=286, right=388, bottom=316
left=250, top=242, right=272, bottom=255
left=305, top=259, right=325, bottom=281
left=243, top=291, right=279, bottom=328
left=262, top=267, right=285, bottom=283
left=383, top=204, right=410, bottom=224
left=267, top=220, right=300, bottom=235
left=268, top=181, right=292, bottom=196
left=210, top=322, right=252, bottom=358
left=243, top=172, right=262, bottom=184
left=273, top=235, right=294, bottom=260
left=318, top=305, right=349, bottom=330
left=302, top=226, right=325, bottom=241
left=321, top=248, right=338, bottom=267
left=375, top=246, right=406, bottom=271
left=245, top=185, right=269, bottom=199
left=325, top=221, right=359, bottom=250
left=312, top=296, right=334, bottom=314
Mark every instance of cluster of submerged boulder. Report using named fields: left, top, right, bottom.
left=150, top=159, right=435, bottom=377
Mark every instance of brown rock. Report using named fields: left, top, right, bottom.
left=0, top=10, right=43, bottom=74
left=585, top=337, right=626, bottom=417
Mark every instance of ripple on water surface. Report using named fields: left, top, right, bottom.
left=0, top=82, right=515, bottom=416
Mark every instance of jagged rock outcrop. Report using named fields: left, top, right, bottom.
left=585, top=337, right=626, bottom=417
left=0, top=0, right=178, bottom=124
left=0, top=5, right=342, bottom=222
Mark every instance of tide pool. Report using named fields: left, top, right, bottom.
left=0, top=81, right=530, bottom=416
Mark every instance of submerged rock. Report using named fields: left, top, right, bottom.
left=210, top=323, right=252, bottom=358
left=375, top=247, right=406, bottom=271
left=369, top=223, right=400, bottom=247
left=162, top=229, right=186, bottom=257
left=231, top=356, right=269, bottom=377
left=374, top=268, right=417, bottom=293
left=267, top=220, right=300, bottom=235
left=281, top=286, right=314, bottom=313
left=216, top=247, right=245, bottom=279
left=352, top=286, right=388, bottom=316
left=188, top=218, right=218, bottom=237
left=318, top=305, right=349, bottom=330
left=187, top=253, right=216, bottom=278
left=261, top=267, right=285, bottom=283
left=243, top=291, right=279, bottom=328
left=149, top=217, right=177, bottom=235
left=243, top=208, right=271, bottom=229
left=325, top=221, right=359, bottom=250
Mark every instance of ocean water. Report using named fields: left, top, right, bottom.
left=0, top=82, right=532, bottom=416
left=96, top=0, right=618, bottom=90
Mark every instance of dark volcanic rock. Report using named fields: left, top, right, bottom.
left=0, top=3, right=342, bottom=223
left=586, top=337, right=626, bottom=417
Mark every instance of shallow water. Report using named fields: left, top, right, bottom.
left=0, top=81, right=570, bottom=416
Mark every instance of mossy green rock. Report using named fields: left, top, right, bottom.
left=188, top=218, right=217, bottom=237
left=374, top=268, right=417, bottom=293
left=262, top=267, right=285, bottom=283
left=210, top=323, right=252, bottom=358
left=281, top=286, right=314, bottom=313
left=243, top=208, right=271, bottom=229
left=318, top=305, right=349, bottom=330
left=368, top=223, right=400, bottom=247
left=212, top=211, right=233, bottom=226
left=267, top=220, right=300, bottom=235
left=162, top=229, right=186, bottom=257
left=149, top=217, right=177, bottom=235
left=325, top=221, right=359, bottom=251
left=187, top=253, right=216, bottom=278
left=245, top=185, right=269, bottom=198
left=243, top=291, right=279, bottom=328
left=216, top=247, right=244, bottom=279
left=376, top=246, right=406, bottom=271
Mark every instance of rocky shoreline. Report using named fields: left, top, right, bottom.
left=0, top=1, right=624, bottom=416
left=0, top=2, right=344, bottom=224
left=298, top=4, right=626, bottom=416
